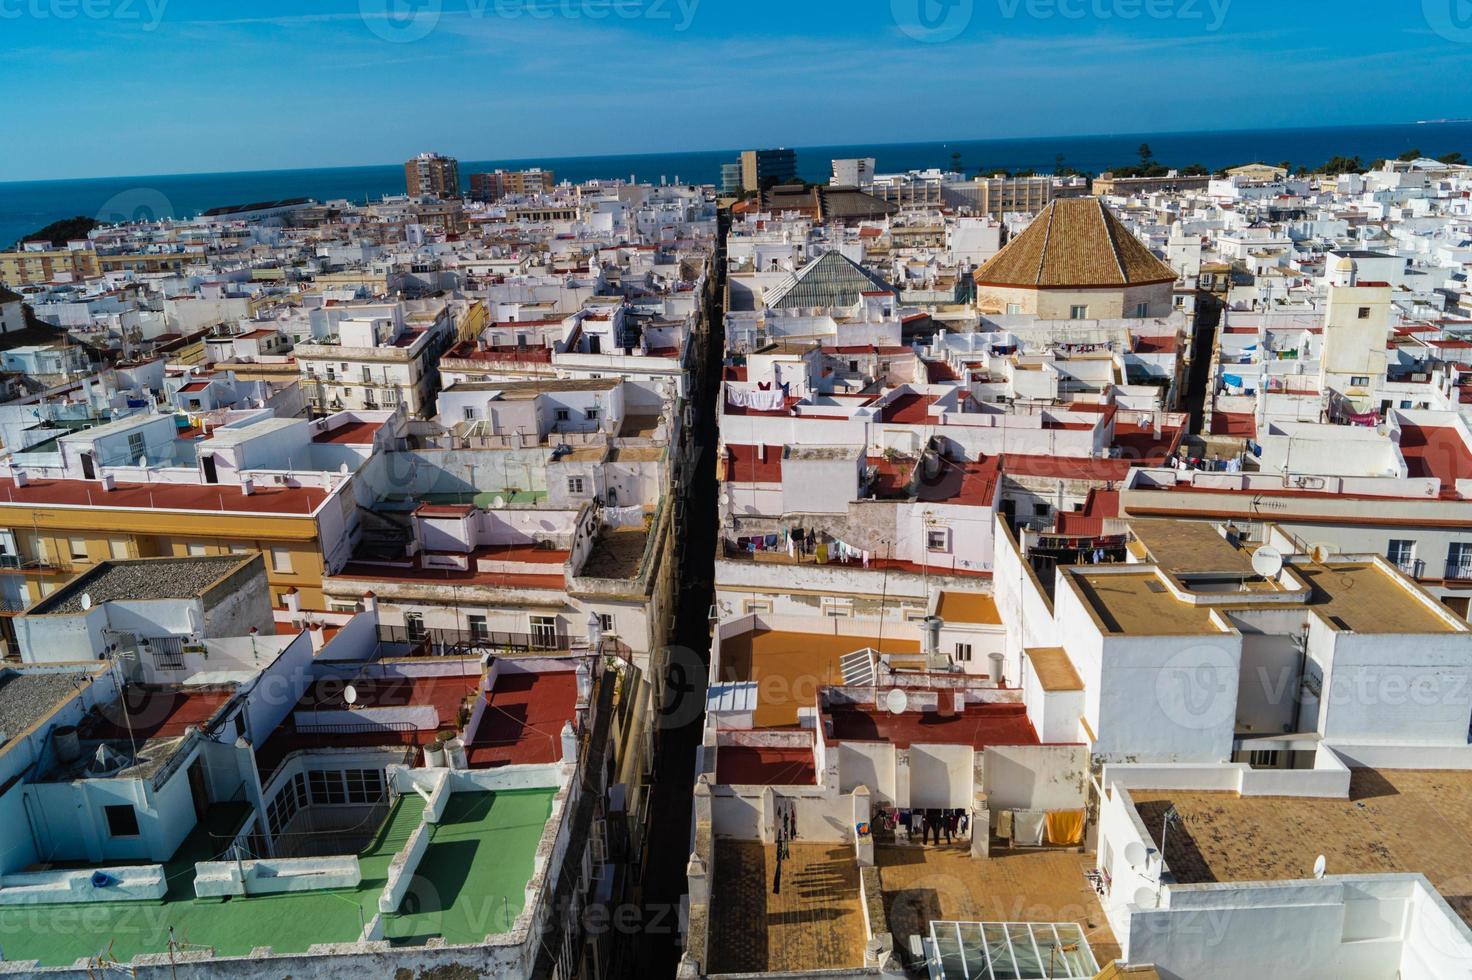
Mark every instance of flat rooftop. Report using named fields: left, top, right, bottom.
left=876, top=845, right=1120, bottom=967
left=1026, top=648, right=1084, bottom=692
left=715, top=745, right=817, bottom=785
left=1298, top=561, right=1463, bottom=634
left=0, top=476, right=329, bottom=516
left=1129, top=519, right=1253, bottom=576
left=719, top=629, right=921, bottom=727
left=1067, top=570, right=1221, bottom=636
left=826, top=700, right=1039, bottom=750
left=466, top=669, right=578, bottom=768
left=579, top=524, right=650, bottom=580
left=1130, top=768, right=1472, bottom=926
left=0, top=789, right=553, bottom=967
left=0, top=668, right=95, bottom=742
left=35, top=555, right=255, bottom=615
left=708, top=842, right=866, bottom=974
left=937, top=590, right=1002, bottom=625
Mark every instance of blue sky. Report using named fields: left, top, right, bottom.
left=2, top=0, right=1470, bottom=180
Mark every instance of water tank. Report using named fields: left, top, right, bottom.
left=988, top=653, right=1006, bottom=685
left=54, top=725, right=82, bottom=764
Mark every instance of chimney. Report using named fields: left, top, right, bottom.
left=361, top=590, right=378, bottom=613
left=100, top=474, right=116, bottom=491
left=241, top=478, right=255, bottom=496
left=12, top=470, right=28, bottom=487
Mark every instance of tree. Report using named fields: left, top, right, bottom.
left=1438, top=151, right=1468, bottom=165
left=1181, top=163, right=1210, bottom=176
left=950, top=151, right=963, bottom=174
left=1397, top=148, right=1423, bottom=162
left=1277, top=160, right=1293, bottom=173
left=1137, top=143, right=1154, bottom=167
left=16, top=215, right=98, bottom=249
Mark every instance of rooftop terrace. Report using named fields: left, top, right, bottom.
left=876, top=844, right=1120, bottom=969
left=1130, top=768, right=1472, bottom=926
left=1066, top=570, right=1222, bottom=636
left=719, top=628, right=920, bottom=727
left=0, top=789, right=554, bottom=967
left=707, top=841, right=866, bottom=974
left=1298, top=561, right=1465, bottom=634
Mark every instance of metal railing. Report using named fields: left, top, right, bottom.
left=376, top=624, right=574, bottom=656
left=1447, top=561, right=1472, bottom=583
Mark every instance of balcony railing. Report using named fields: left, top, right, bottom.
left=376, top=625, right=575, bottom=656
left=1447, top=561, right=1472, bottom=584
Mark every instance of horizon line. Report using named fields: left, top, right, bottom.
left=0, top=118, right=1451, bottom=188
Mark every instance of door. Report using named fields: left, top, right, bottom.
left=80, top=453, right=95, bottom=480
left=589, top=335, right=602, bottom=355
left=187, top=758, right=210, bottom=822
left=201, top=455, right=218, bottom=484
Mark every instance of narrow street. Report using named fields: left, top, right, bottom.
left=628, top=209, right=728, bottom=979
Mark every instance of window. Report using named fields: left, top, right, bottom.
left=955, top=642, right=973, bottom=663
left=1034, top=503, right=1050, bottom=518
left=104, top=805, right=140, bottom=838
left=926, top=529, right=949, bottom=552
left=345, top=769, right=384, bottom=804
left=1358, top=307, right=1372, bottom=319
left=187, top=543, right=207, bottom=557
left=362, top=366, right=372, bottom=383
left=1350, top=376, right=1370, bottom=387
left=69, top=538, right=88, bottom=561
left=270, top=547, right=292, bottom=573
left=822, top=597, right=853, bottom=618
left=530, top=615, right=559, bottom=649
left=597, top=613, right=615, bottom=634
left=404, top=612, right=426, bottom=641
left=743, top=599, right=772, bottom=616
left=1006, top=303, right=1022, bottom=315
left=555, top=409, right=570, bottom=422
left=1174, top=295, right=1185, bottom=308
left=1134, top=302, right=1149, bottom=318
left=586, top=408, right=599, bottom=421
left=1070, top=305, right=1089, bottom=320
left=309, top=769, right=346, bottom=805
left=568, top=477, right=586, bottom=494
left=468, top=615, right=489, bottom=640
left=1387, top=539, right=1417, bottom=572
left=1448, top=543, right=1472, bottom=581
left=127, top=432, right=146, bottom=461
left=1247, top=749, right=1280, bottom=768
left=463, top=407, right=476, bottom=421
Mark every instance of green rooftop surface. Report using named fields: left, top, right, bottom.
left=0, top=788, right=554, bottom=969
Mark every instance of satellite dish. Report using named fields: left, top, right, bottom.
left=1313, top=855, right=1327, bottom=879
left=1310, top=544, right=1333, bottom=564
left=1251, top=546, right=1284, bottom=579
left=344, top=684, right=358, bottom=707
left=80, top=593, right=93, bottom=612
left=1134, top=886, right=1158, bottom=910
left=884, top=689, right=909, bottom=715
left=1123, top=841, right=1149, bottom=869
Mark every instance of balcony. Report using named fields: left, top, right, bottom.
left=376, top=624, right=578, bottom=658
left=1447, top=561, right=1472, bottom=584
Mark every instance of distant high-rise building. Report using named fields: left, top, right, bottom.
left=468, top=168, right=556, bottom=202
left=830, top=157, right=876, bottom=187
left=738, top=148, right=798, bottom=192
left=405, top=152, right=461, bottom=199
left=719, top=162, right=743, bottom=196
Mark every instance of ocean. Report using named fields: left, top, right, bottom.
left=2, top=121, right=1469, bottom=250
